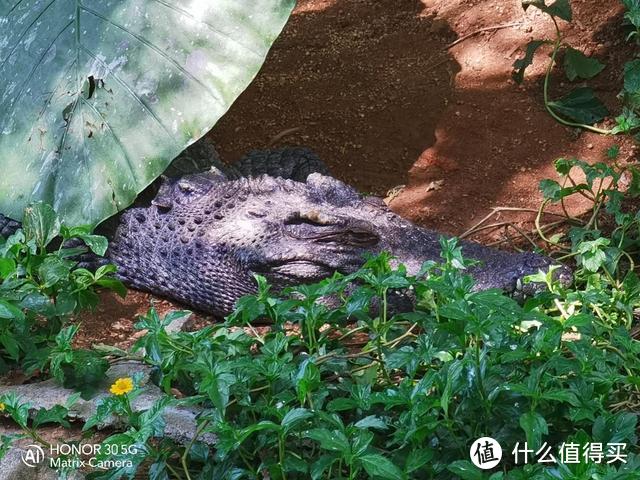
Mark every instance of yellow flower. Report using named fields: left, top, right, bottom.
left=0, top=402, right=5, bottom=412
left=109, top=377, right=134, bottom=396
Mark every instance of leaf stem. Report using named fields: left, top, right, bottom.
left=543, top=18, right=612, bottom=135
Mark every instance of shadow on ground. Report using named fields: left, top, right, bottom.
left=77, top=0, right=633, bottom=343
left=210, top=0, right=460, bottom=194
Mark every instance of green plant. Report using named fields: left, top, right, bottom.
left=513, top=0, right=640, bottom=136
left=73, top=233, right=640, bottom=479
left=0, top=202, right=124, bottom=386
left=0, top=0, right=295, bottom=226
left=0, top=391, right=78, bottom=453
left=537, top=154, right=640, bottom=290
left=2, top=169, right=640, bottom=479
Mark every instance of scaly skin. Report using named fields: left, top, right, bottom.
left=0, top=143, right=571, bottom=316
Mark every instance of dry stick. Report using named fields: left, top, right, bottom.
left=445, top=22, right=524, bottom=50
left=268, top=126, right=304, bottom=146
left=486, top=220, right=567, bottom=247
left=423, top=56, right=450, bottom=74
left=460, top=206, right=567, bottom=239
left=464, top=221, right=514, bottom=235
left=503, top=225, right=525, bottom=252
left=505, top=222, right=539, bottom=250
left=421, top=23, right=524, bottom=81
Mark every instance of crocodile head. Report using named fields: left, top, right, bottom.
left=140, top=171, right=570, bottom=299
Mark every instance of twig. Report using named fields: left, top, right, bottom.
left=462, top=221, right=514, bottom=236
left=460, top=206, right=567, bottom=239
left=503, top=225, right=525, bottom=252
left=268, top=126, right=304, bottom=146
left=423, top=56, right=450, bottom=74
left=486, top=220, right=567, bottom=247
left=505, top=222, right=539, bottom=250
left=445, top=22, right=523, bottom=50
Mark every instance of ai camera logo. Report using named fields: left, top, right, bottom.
left=21, top=444, right=45, bottom=467
left=470, top=437, right=502, bottom=469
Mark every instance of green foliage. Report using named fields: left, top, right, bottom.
left=0, top=0, right=295, bottom=227
left=512, top=40, right=549, bottom=84
left=0, top=153, right=638, bottom=480
left=513, top=0, right=640, bottom=136
left=538, top=156, right=640, bottom=290
left=1, top=167, right=638, bottom=478
left=49, top=325, right=110, bottom=398
left=0, top=202, right=123, bottom=379
left=66, top=225, right=640, bottom=478
left=622, top=0, right=640, bottom=42
left=563, top=47, right=605, bottom=81
left=547, top=87, right=608, bottom=124
left=523, top=0, right=573, bottom=21
left=0, top=391, right=78, bottom=454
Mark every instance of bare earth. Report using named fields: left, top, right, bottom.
left=73, top=0, right=636, bottom=349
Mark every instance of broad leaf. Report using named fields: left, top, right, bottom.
left=359, top=454, right=405, bottom=480
left=0, top=300, right=24, bottom=320
left=548, top=87, right=609, bottom=124
left=77, top=233, right=109, bottom=256
left=38, top=256, right=71, bottom=287
left=624, top=59, right=640, bottom=94
left=513, top=40, right=548, bottom=83
left=446, top=460, right=484, bottom=480
left=564, top=47, right=605, bottom=81
left=60, top=349, right=109, bottom=398
left=306, top=429, right=351, bottom=453
left=32, top=405, right=71, bottom=429
left=0, top=258, right=16, bottom=278
left=519, top=411, right=548, bottom=451
left=281, top=408, right=313, bottom=434
left=593, top=412, right=638, bottom=445
left=22, top=202, right=60, bottom=249
left=0, top=0, right=295, bottom=226
left=522, top=0, right=572, bottom=21
left=541, top=0, right=572, bottom=21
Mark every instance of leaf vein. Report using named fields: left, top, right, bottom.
left=0, top=0, right=59, bottom=66
left=148, top=0, right=262, bottom=58
left=0, top=19, right=73, bottom=135
left=78, top=43, right=177, bottom=144
left=79, top=96, right=141, bottom=185
left=79, top=4, right=225, bottom=107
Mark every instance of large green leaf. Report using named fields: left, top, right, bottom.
left=563, top=47, right=605, bottom=82
left=0, top=0, right=295, bottom=226
left=547, top=87, right=609, bottom=125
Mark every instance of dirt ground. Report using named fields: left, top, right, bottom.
left=73, top=0, right=637, bottom=350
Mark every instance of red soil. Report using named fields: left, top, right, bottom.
left=74, top=0, right=638, bottom=349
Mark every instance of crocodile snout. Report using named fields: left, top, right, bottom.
left=469, top=251, right=573, bottom=301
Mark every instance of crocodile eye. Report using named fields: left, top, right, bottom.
left=247, top=209, right=267, bottom=218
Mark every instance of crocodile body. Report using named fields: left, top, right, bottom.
left=0, top=142, right=570, bottom=316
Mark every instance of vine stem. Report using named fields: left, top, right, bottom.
left=181, top=419, right=210, bottom=480
left=166, top=462, right=184, bottom=480
left=543, top=18, right=612, bottom=135
left=536, top=199, right=561, bottom=246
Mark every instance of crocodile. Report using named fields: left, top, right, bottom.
left=0, top=141, right=570, bottom=316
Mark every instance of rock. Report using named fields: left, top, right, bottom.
left=0, top=361, right=215, bottom=445
left=0, top=361, right=215, bottom=478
